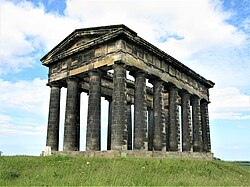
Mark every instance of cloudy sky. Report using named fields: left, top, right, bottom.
left=0, top=0, right=249, bottom=160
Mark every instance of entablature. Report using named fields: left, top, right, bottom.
left=42, top=25, right=214, bottom=101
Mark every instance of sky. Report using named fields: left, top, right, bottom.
left=0, top=0, right=249, bottom=161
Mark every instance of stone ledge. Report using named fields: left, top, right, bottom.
left=51, top=150, right=213, bottom=160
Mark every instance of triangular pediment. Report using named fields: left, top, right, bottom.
left=52, top=34, right=102, bottom=56
left=41, top=24, right=137, bottom=65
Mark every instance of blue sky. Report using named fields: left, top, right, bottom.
left=0, top=0, right=249, bottom=161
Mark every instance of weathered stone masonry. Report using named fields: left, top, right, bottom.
left=41, top=25, right=214, bottom=157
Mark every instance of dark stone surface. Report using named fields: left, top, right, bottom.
left=201, top=100, right=211, bottom=152
left=147, top=107, right=154, bottom=151
left=76, top=92, right=81, bottom=151
left=106, top=97, right=112, bottom=150
left=127, top=103, right=132, bottom=150
left=191, top=96, right=203, bottom=152
left=46, top=84, right=61, bottom=151
left=63, top=78, right=79, bottom=151
left=86, top=70, right=102, bottom=151
left=180, top=91, right=191, bottom=152
left=151, top=79, right=163, bottom=151
left=162, top=91, right=169, bottom=151
left=168, top=86, right=179, bottom=151
left=111, top=62, right=128, bottom=150
left=133, top=71, right=147, bottom=150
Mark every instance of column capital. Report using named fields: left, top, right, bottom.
left=149, top=77, right=163, bottom=85
left=113, top=60, right=127, bottom=68
left=66, top=76, right=80, bottom=83
left=47, top=81, right=62, bottom=88
left=179, top=89, right=190, bottom=96
left=88, top=69, right=105, bottom=77
left=167, top=84, right=179, bottom=92
left=191, top=94, right=201, bottom=103
left=129, top=69, right=145, bottom=78
left=201, top=99, right=210, bottom=105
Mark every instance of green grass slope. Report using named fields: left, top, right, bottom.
left=0, top=155, right=250, bottom=186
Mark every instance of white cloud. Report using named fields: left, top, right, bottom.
left=0, top=0, right=81, bottom=76
left=0, top=78, right=50, bottom=136
left=0, top=113, right=46, bottom=136
left=0, top=78, right=50, bottom=117
left=65, top=0, right=247, bottom=58
left=210, top=87, right=250, bottom=120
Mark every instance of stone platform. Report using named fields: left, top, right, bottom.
left=51, top=150, right=213, bottom=160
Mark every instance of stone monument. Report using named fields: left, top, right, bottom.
left=41, top=25, right=214, bottom=159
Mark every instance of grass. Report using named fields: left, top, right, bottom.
left=0, top=155, right=250, bottom=186
left=234, top=161, right=250, bottom=171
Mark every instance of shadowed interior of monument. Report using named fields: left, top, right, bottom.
left=57, top=75, right=192, bottom=152
left=41, top=25, right=214, bottom=159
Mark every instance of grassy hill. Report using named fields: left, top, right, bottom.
left=0, top=155, right=250, bottom=186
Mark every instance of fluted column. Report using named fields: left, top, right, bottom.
left=86, top=70, right=102, bottom=151
left=46, top=83, right=61, bottom=151
left=151, top=79, right=163, bottom=151
left=106, top=97, right=112, bottom=150
left=132, top=71, right=147, bottom=150
left=63, top=78, right=79, bottom=151
left=147, top=107, right=154, bottom=151
left=127, top=102, right=132, bottom=150
left=168, top=86, right=179, bottom=151
left=111, top=62, right=127, bottom=150
left=180, top=91, right=191, bottom=152
left=191, top=95, right=203, bottom=152
left=201, top=100, right=211, bottom=152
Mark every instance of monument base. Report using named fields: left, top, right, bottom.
left=50, top=150, right=214, bottom=160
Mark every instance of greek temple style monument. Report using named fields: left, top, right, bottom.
left=41, top=25, right=214, bottom=158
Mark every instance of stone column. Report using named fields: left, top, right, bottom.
left=46, top=83, right=61, bottom=151
left=132, top=71, right=147, bottom=150
left=147, top=107, right=154, bottom=151
left=86, top=70, right=102, bottom=151
left=201, top=100, right=211, bottom=152
left=162, top=90, right=169, bottom=151
left=76, top=91, right=81, bottom=151
left=180, top=91, right=191, bottom=152
left=191, top=95, right=203, bottom=152
left=63, top=78, right=79, bottom=151
left=127, top=102, right=132, bottom=150
left=150, top=79, right=163, bottom=151
left=106, top=97, right=112, bottom=150
left=111, top=62, right=127, bottom=150
left=168, top=86, right=179, bottom=151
